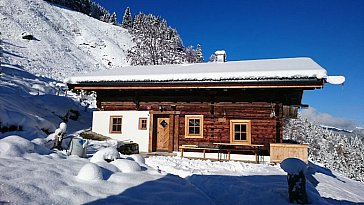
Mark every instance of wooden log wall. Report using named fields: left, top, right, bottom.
left=99, top=100, right=282, bottom=151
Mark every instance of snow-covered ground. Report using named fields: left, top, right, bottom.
left=0, top=136, right=363, bottom=205
left=0, top=0, right=133, bottom=80
left=0, top=63, right=93, bottom=140
left=0, top=0, right=363, bottom=204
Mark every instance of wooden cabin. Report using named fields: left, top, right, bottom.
left=66, top=57, right=337, bottom=154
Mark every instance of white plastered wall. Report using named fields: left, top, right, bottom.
left=92, top=111, right=150, bottom=152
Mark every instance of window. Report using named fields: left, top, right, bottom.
left=139, top=118, right=148, bottom=130
left=230, top=120, right=251, bottom=144
left=109, top=116, right=122, bottom=133
left=185, top=115, right=203, bottom=138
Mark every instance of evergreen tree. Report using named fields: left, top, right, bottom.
left=209, top=53, right=217, bottom=62
left=185, top=45, right=196, bottom=63
left=121, top=7, right=132, bottom=29
left=195, top=44, right=204, bottom=63
left=44, top=0, right=111, bottom=23
left=109, top=12, right=117, bottom=25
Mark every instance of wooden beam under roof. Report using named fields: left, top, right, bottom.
left=69, top=82, right=324, bottom=90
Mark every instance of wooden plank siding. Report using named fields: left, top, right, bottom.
left=270, top=143, right=309, bottom=163
left=99, top=98, right=282, bottom=152
left=94, top=88, right=299, bottom=153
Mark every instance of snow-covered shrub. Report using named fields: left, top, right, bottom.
left=77, top=163, right=104, bottom=181
left=280, top=158, right=307, bottom=175
left=110, top=159, right=141, bottom=173
left=0, top=135, right=51, bottom=157
left=95, top=161, right=120, bottom=173
left=90, top=147, right=120, bottom=163
left=0, top=135, right=34, bottom=157
left=46, top=122, right=68, bottom=149
left=127, top=154, right=146, bottom=165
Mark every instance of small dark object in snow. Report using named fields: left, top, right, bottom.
left=22, top=34, right=34, bottom=40
left=21, top=32, right=39, bottom=41
left=117, top=142, right=139, bottom=155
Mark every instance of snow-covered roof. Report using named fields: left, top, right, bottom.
left=65, top=57, right=329, bottom=84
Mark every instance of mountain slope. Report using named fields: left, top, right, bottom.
left=0, top=0, right=132, bottom=139
left=0, top=0, right=133, bottom=80
left=0, top=62, right=92, bottom=140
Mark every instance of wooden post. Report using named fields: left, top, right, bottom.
left=174, top=114, right=180, bottom=151
left=148, top=113, right=154, bottom=152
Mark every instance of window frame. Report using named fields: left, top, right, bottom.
left=230, top=120, right=251, bottom=144
left=109, top=115, right=123, bottom=134
left=139, top=118, right=148, bottom=130
left=185, top=115, right=204, bottom=138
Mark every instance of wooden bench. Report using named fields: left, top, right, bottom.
left=179, top=145, right=220, bottom=159
left=213, top=143, right=264, bottom=163
left=179, top=144, right=264, bottom=163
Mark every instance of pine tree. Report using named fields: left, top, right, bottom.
left=195, top=44, right=204, bottom=63
left=44, top=0, right=112, bottom=23
left=185, top=45, right=196, bottom=63
left=209, top=54, right=217, bottom=62
left=109, top=12, right=117, bottom=25
left=121, top=7, right=132, bottom=29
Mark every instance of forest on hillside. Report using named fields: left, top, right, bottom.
left=284, top=115, right=364, bottom=182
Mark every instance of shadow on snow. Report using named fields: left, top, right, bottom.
left=85, top=172, right=362, bottom=205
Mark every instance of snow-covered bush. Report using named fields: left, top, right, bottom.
left=280, top=158, right=307, bottom=175
left=90, top=147, right=120, bottom=163
left=110, top=159, right=142, bottom=173
left=127, top=154, right=146, bottom=165
left=95, top=161, right=120, bottom=173
left=0, top=135, right=51, bottom=157
left=77, top=163, right=104, bottom=181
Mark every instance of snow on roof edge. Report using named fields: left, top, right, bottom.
left=65, top=57, right=328, bottom=84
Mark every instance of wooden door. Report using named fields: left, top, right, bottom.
left=156, top=117, right=170, bottom=151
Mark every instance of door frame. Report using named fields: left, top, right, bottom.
left=149, top=111, right=180, bottom=152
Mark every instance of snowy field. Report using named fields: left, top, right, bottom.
left=0, top=136, right=363, bottom=205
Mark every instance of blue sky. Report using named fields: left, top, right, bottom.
left=94, top=0, right=364, bottom=128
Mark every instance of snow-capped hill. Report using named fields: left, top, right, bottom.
left=0, top=0, right=133, bottom=80
left=320, top=125, right=353, bottom=133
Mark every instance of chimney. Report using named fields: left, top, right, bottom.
left=215, top=50, right=226, bottom=62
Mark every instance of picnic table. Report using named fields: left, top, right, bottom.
left=213, top=143, right=264, bottom=163
left=179, top=143, right=264, bottom=163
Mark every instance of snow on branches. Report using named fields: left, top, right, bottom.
left=127, top=13, right=186, bottom=66
left=283, top=114, right=364, bottom=182
left=126, top=12, right=205, bottom=66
